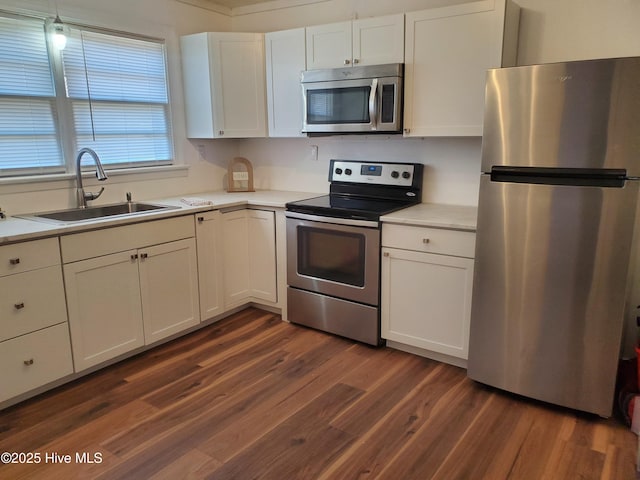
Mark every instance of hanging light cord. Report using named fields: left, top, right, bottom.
left=79, top=31, right=96, bottom=141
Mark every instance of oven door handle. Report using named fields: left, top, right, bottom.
left=285, top=211, right=379, bottom=228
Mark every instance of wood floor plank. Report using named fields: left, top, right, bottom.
left=0, top=307, right=636, bottom=480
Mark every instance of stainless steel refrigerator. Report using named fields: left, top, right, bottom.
left=467, top=57, right=640, bottom=417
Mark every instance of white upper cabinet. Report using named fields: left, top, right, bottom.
left=180, top=32, right=267, bottom=138
left=403, top=0, right=520, bottom=137
left=306, top=14, right=404, bottom=69
left=265, top=28, right=306, bottom=137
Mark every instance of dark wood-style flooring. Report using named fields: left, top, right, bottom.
left=0, top=307, right=636, bottom=479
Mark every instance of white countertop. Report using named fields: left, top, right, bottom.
left=0, top=190, right=319, bottom=245
left=380, top=203, right=478, bottom=231
left=0, top=192, right=477, bottom=245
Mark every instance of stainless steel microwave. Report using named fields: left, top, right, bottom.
left=301, top=63, right=403, bottom=134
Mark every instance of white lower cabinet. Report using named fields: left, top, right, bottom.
left=0, top=323, right=73, bottom=403
left=222, top=209, right=277, bottom=308
left=62, top=216, right=199, bottom=371
left=196, top=211, right=224, bottom=321
left=381, top=225, right=475, bottom=363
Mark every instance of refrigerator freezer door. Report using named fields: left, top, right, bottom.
left=481, top=57, right=640, bottom=176
left=468, top=174, right=639, bottom=416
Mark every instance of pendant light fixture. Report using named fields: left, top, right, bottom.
left=52, top=14, right=67, bottom=50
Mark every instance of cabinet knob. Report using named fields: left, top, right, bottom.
left=383, top=252, right=390, bottom=257
left=140, top=253, right=148, bottom=259
left=423, top=238, right=430, bottom=244
left=197, top=216, right=204, bottom=223
left=353, top=58, right=359, bottom=64
left=131, top=253, right=138, bottom=260
left=404, top=128, right=410, bottom=134
left=344, top=59, right=351, bottom=65
left=219, top=130, right=224, bottom=136
left=14, top=302, right=25, bottom=310
left=23, top=359, right=34, bottom=366
left=9, top=257, right=20, bottom=265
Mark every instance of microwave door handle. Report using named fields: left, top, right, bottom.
left=369, top=78, right=378, bottom=131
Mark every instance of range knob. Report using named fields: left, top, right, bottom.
left=402, top=171, right=411, bottom=179
left=345, top=168, right=352, bottom=175
left=391, top=171, right=399, bottom=179
left=335, top=168, right=343, bottom=175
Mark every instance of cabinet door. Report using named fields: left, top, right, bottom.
left=404, top=0, right=507, bottom=136
left=352, top=14, right=404, bottom=66
left=139, top=238, right=200, bottom=344
left=196, top=211, right=224, bottom=321
left=248, top=210, right=277, bottom=303
left=64, top=251, right=144, bottom=371
left=381, top=247, right=474, bottom=360
left=265, top=28, right=306, bottom=137
left=209, top=32, right=267, bottom=138
left=305, top=21, right=352, bottom=69
left=222, top=210, right=251, bottom=307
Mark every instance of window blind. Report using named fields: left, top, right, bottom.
left=62, top=29, right=172, bottom=168
left=0, top=15, right=63, bottom=174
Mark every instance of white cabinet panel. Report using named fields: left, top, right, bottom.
left=0, top=323, right=73, bottom=403
left=64, top=251, right=145, bottom=371
left=265, top=28, right=306, bottom=137
left=181, top=32, right=266, bottom=138
left=139, top=238, right=200, bottom=344
left=222, top=210, right=251, bottom=306
left=248, top=210, right=277, bottom=303
left=306, top=15, right=404, bottom=69
left=404, top=0, right=519, bottom=137
left=381, top=247, right=474, bottom=360
left=0, top=237, right=59, bottom=276
left=0, top=265, right=67, bottom=342
left=196, top=211, right=224, bottom=320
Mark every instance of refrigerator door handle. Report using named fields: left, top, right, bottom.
left=489, top=166, right=628, bottom=187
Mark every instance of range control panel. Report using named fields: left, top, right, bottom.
left=330, top=160, right=417, bottom=187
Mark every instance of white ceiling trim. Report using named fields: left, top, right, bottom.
left=231, top=0, right=331, bottom=16
left=176, top=0, right=330, bottom=17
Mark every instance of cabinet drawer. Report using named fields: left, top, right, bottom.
left=0, top=266, right=68, bottom=342
left=0, top=323, right=74, bottom=403
left=382, top=224, right=475, bottom=258
left=0, top=238, right=60, bottom=277
left=61, top=215, right=195, bottom=263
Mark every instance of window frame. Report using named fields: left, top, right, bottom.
left=0, top=11, right=175, bottom=179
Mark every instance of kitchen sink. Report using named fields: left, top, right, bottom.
left=17, top=202, right=177, bottom=224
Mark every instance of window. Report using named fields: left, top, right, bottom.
left=0, top=13, right=173, bottom=177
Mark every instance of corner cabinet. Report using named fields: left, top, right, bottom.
left=305, top=14, right=404, bottom=69
left=403, top=0, right=520, bottom=137
left=221, top=209, right=277, bottom=309
left=381, top=224, right=475, bottom=365
left=0, top=238, right=73, bottom=404
left=180, top=32, right=267, bottom=138
left=265, top=28, right=306, bottom=137
left=62, top=216, right=200, bottom=371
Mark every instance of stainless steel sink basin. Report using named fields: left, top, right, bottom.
left=17, top=202, right=177, bottom=224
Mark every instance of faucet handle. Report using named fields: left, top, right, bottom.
left=84, top=187, right=105, bottom=202
left=126, top=192, right=132, bottom=202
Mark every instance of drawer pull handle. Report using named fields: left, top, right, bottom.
left=24, top=359, right=34, bottom=366
left=140, top=253, right=148, bottom=259
left=383, top=252, right=390, bottom=257
left=9, top=257, right=20, bottom=265
left=14, top=302, right=25, bottom=310
left=423, top=238, right=430, bottom=244
left=131, top=254, right=138, bottom=260
left=197, top=216, right=204, bottom=223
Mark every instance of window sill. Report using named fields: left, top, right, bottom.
left=0, top=164, right=189, bottom=194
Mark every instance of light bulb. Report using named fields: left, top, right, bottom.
left=52, top=15, right=67, bottom=50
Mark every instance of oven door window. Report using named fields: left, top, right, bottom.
left=306, top=87, right=370, bottom=125
left=298, top=226, right=366, bottom=286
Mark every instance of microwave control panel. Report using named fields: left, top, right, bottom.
left=331, top=160, right=416, bottom=187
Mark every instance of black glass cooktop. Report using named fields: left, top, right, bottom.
left=286, top=194, right=416, bottom=221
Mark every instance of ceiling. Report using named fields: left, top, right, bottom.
left=206, top=0, right=276, bottom=7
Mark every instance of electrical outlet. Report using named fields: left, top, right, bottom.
left=310, top=144, right=318, bottom=161
left=197, top=144, right=206, bottom=158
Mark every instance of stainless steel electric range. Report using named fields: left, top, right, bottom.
left=285, top=159, right=424, bottom=346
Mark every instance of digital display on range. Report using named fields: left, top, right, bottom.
left=361, top=165, right=382, bottom=176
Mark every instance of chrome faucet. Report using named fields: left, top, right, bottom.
left=76, top=148, right=107, bottom=208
